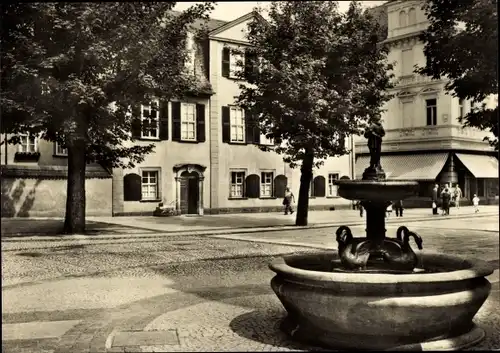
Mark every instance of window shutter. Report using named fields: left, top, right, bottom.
left=131, top=106, right=142, bottom=139
left=222, top=47, right=230, bottom=78
left=171, top=102, right=181, bottom=141
left=245, top=174, right=260, bottom=198
left=159, top=101, right=169, bottom=140
left=244, top=51, right=258, bottom=82
left=253, top=124, right=260, bottom=145
left=313, top=176, right=326, bottom=197
left=123, top=173, right=142, bottom=201
left=222, top=106, right=230, bottom=143
left=274, top=175, right=288, bottom=198
left=196, top=104, right=206, bottom=142
left=245, top=110, right=253, bottom=144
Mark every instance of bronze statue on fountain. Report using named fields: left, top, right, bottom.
left=335, top=116, right=423, bottom=273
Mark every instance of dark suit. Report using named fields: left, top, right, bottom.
left=394, top=200, right=403, bottom=217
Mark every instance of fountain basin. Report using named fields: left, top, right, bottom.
left=269, top=251, right=494, bottom=350
left=336, top=180, right=419, bottom=202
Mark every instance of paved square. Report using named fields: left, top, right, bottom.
left=2, top=320, right=81, bottom=341
left=111, top=330, right=179, bottom=347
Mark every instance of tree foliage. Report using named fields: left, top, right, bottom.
left=416, top=0, right=498, bottom=149
left=1, top=2, right=214, bottom=232
left=237, top=1, right=394, bottom=225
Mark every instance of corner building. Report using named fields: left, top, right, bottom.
left=356, top=0, right=499, bottom=207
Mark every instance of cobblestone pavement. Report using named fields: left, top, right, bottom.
left=2, top=215, right=499, bottom=352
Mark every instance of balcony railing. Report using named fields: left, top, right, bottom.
left=354, top=125, right=491, bottom=145
left=395, top=74, right=439, bottom=87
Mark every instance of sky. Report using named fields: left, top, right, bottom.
left=174, top=1, right=388, bottom=22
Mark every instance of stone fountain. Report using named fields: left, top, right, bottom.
left=269, top=119, right=495, bottom=350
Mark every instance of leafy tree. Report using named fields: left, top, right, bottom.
left=237, top=1, right=394, bottom=226
left=416, top=0, right=498, bottom=149
left=1, top=2, right=214, bottom=233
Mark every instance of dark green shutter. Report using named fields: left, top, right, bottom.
left=196, top=104, right=205, bottom=142
left=131, top=106, right=142, bottom=139
left=171, top=102, right=181, bottom=141
left=274, top=175, right=287, bottom=198
left=222, top=47, right=230, bottom=78
left=245, top=174, right=260, bottom=198
left=123, top=173, right=142, bottom=201
left=222, top=106, right=230, bottom=143
left=159, top=101, right=169, bottom=140
left=313, top=176, right=326, bottom=197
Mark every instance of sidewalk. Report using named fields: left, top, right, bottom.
left=2, top=205, right=497, bottom=242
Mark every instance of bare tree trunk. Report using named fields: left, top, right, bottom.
left=295, top=149, right=314, bottom=226
left=63, top=134, right=86, bottom=234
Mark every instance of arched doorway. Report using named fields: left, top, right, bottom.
left=180, top=171, right=200, bottom=215
left=173, top=164, right=206, bottom=216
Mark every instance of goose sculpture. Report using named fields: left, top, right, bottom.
left=336, top=226, right=371, bottom=270
left=381, top=227, right=423, bottom=271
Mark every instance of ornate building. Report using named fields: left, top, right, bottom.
left=356, top=0, right=499, bottom=207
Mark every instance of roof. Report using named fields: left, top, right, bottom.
left=169, top=10, right=228, bottom=33
left=209, top=11, right=265, bottom=37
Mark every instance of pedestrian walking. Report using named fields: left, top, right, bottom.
left=356, top=200, right=364, bottom=217
left=472, top=194, right=480, bottom=213
left=431, top=184, right=439, bottom=215
left=283, top=187, right=295, bottom=215
left=394, top=200, right=403, bottom=217
left=454, top=185, right=462, bottom=209
left=441, top=186, right=451, bottom=216
left=386, top=202, right=393, bottom=218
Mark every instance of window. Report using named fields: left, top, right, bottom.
left=141, top=170, right=159, bottom=200
left=18, top=133, right=37, bottom=153
left=458, top=99, right=464, bottom=118
left=230, top=171, right=245, bottom=198
left=399, top=11, right=407, bottom=27
left=230, top=107, right=245, bottom=142
left=141, top=100, right=159, bottom=139
left=426, top=98, right=437, bottom=126
left=402, top=101, right=413, bottom=128
left=55, top=141, right=68, bottom=156
left=229, top=52, right=244, bottom=79
left=408, top=8, right=417, bottom=25
left=261, top=171, right=274, bottom=197
left=401, top=49, right=413, bottom=76
left=328, top=173, right=339, bottom=197
left=181, top=103, right=196, bottom=141
left=185, top=32, right=195, bottom=75
left=260, top=133, right=274, bottom=145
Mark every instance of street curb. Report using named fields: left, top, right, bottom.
left=1, top=212, right=497, bottom=243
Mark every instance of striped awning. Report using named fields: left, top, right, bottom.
left=455, top=153, right=499, bottom=178
left=355, top=153, right=449, bottom=180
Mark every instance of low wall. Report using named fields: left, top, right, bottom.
left=1, top=165, right=112, bottom=217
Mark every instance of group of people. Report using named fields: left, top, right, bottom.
left=283, top=183, right=481, bottom=216
left=355, top=200, right=404, bottom=218
left=431, top=183, right=480, bottom=215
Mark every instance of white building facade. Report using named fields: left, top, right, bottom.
left=356, top=0, right=498, bottom=206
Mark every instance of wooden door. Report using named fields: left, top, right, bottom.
left=180, top=178, right=188, bottom=214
